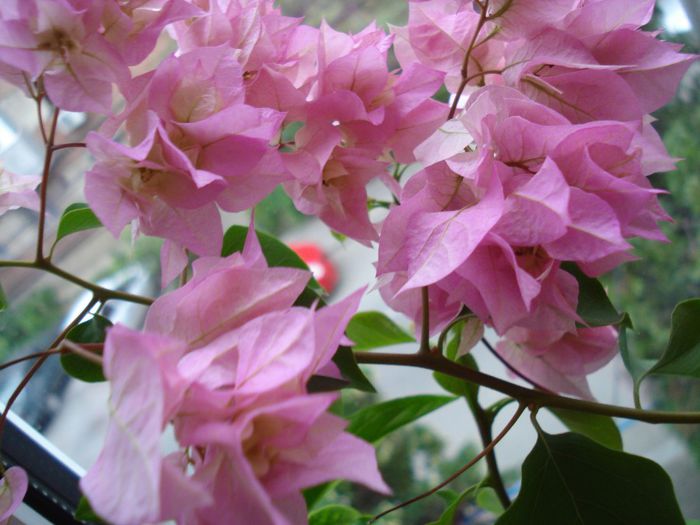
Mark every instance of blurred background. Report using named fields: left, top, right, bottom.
left=0, top=1, right=699, bottom=524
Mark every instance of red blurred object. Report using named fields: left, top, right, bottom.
left=289, top=242, right=338, bottom=293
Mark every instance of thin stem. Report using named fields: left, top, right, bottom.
left=633, top=376, right=644, bottom=410
left=35, top=96, right=48, bottom=144
left=0, top=349, right=62, bottom=373
left=481, top=337, right=553, bottom=393
left=36, top=108, right=60, bottom=261
left=0, top=259, right=154, bottom=306
left=353, top=351, right=700, bottom=424
left=448, top=0, right=490, bottom=119
left=470, top=400, right=512, bottom=508
left=370, top=403, right=526, bottom=523
left=0, top=296, right=99, bottom=443
left=60, top=340, right=103, bottom=366
left=51, top=142, right=87, bottom=152
left=419, top=287, right=431, bottom=354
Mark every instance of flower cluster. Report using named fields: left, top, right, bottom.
left=80, top=225, right=388, bottom=524
left=376, top=0, right=695, bottom=397
left=0, top=0, right=696, bottom=523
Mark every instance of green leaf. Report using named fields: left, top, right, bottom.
left=427, top=483, right=482, bottom=525
left=281, top=121, right=304, bottom=144
left=55, top=203, right=102, bottom=244
left=562, top=262, right=624, bottom=327
left=308, top=505, right=368, bottom=525
left=221, top=225, right=324, bottom=296
left=548, top=408, right=622, bottom=451
left=496, top=432, right=685, bottom=525
left=486, top=398, right=516, bottom=420
left=433, top=324, right=479, bottom=402
left=346, top=311, right=414, bottom=350
left=618, top=313, right=641, bottom=378
left=331, top=231, right=347, bottom=243
left=0, top=282, right=7, bottom=312
left=346, top=394, right=456, bottom=444
left=75, top=496, right=106, bottom=523
left=647, top=299, right=700, bottom=378
left=332, top=346, right=375, bottom=393
left=476, top=487, right=504, bottom=516
left=433, top=354, right=478, bottom=402
left=61, top=315, right=110, bottom=382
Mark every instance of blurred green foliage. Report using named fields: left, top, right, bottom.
left=0, top=288, right=62, bottom=361
left=281, top=0, right=406, bottom=31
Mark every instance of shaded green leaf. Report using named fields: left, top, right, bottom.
left=549, top=408, right=622, bottom=451
left=647, top=299, right=700, bottom=378
left=308, top=505, right=368, bottom=525
left=346, top=394, right=456, bottom=444
left=304, top=483, right=334, bottom=511
left=433, top=354, right=478, bottom=402
left=222, top=225, right=306, bottom=269
left=562, top=262, right=623, bottom=327
left=332, top=346, right=375, bottom=393
left=306, top=375, right=349, bottom=393
left=61, top=315, right=110, bottom=382
left=496, top=432, right=684, bottom=525
left=55, top=203, right=102, bottom=243
left=221, top=225, right=324, bottom=297
left=75, top=496, right=106, bottom=523
left=346, top=311, right=414, bottom=350
left=0, top=282, right=7, bottom=312
left=618, top=313, right=641, bottom=379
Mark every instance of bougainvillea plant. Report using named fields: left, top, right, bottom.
left=0, top=0, right=699, bottom=523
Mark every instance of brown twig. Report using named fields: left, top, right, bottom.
left=354, top=351, right=700, bottom=424
left=370, top=403, right=526, bottom=522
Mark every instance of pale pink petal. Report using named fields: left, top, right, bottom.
left=401, top=174, right=504, bottom=290
left=81, top=325, right=189, bottom=525
left=0, top=467, right=28, bottom=523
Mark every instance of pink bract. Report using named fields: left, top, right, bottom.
left=83, top=226, right=387, bottom=524
left=0, top=168, right=40, bottom=216
left=0, top=466, right=28, bottom=525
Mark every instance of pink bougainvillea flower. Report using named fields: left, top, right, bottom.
left=498, top=21, right=696, bottom=123
left=285, top=147, right=386, bottom=244
left=183, top=395, right=389, bottom=525
left=0, top=0, right=130, bottom=113
left=84, top=225, right=386, bottom=525
left=85, top=112, right=225, bottom=257
left=117, top=46, right=288, bottom=212
left=144, top=250, right=310, bottom=348
left=100, top=0, right=201, bottom=65
left=495, top=326, right=618, bottom=399
left=392, top=0, right=501, bottom=91
left=0, top=466, right=28, bottom=525
left=0, top=167, right=40, bottom=216
left=80, top=325, right=211, bottom=525
left=378, top=83, right=676, bottom=339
